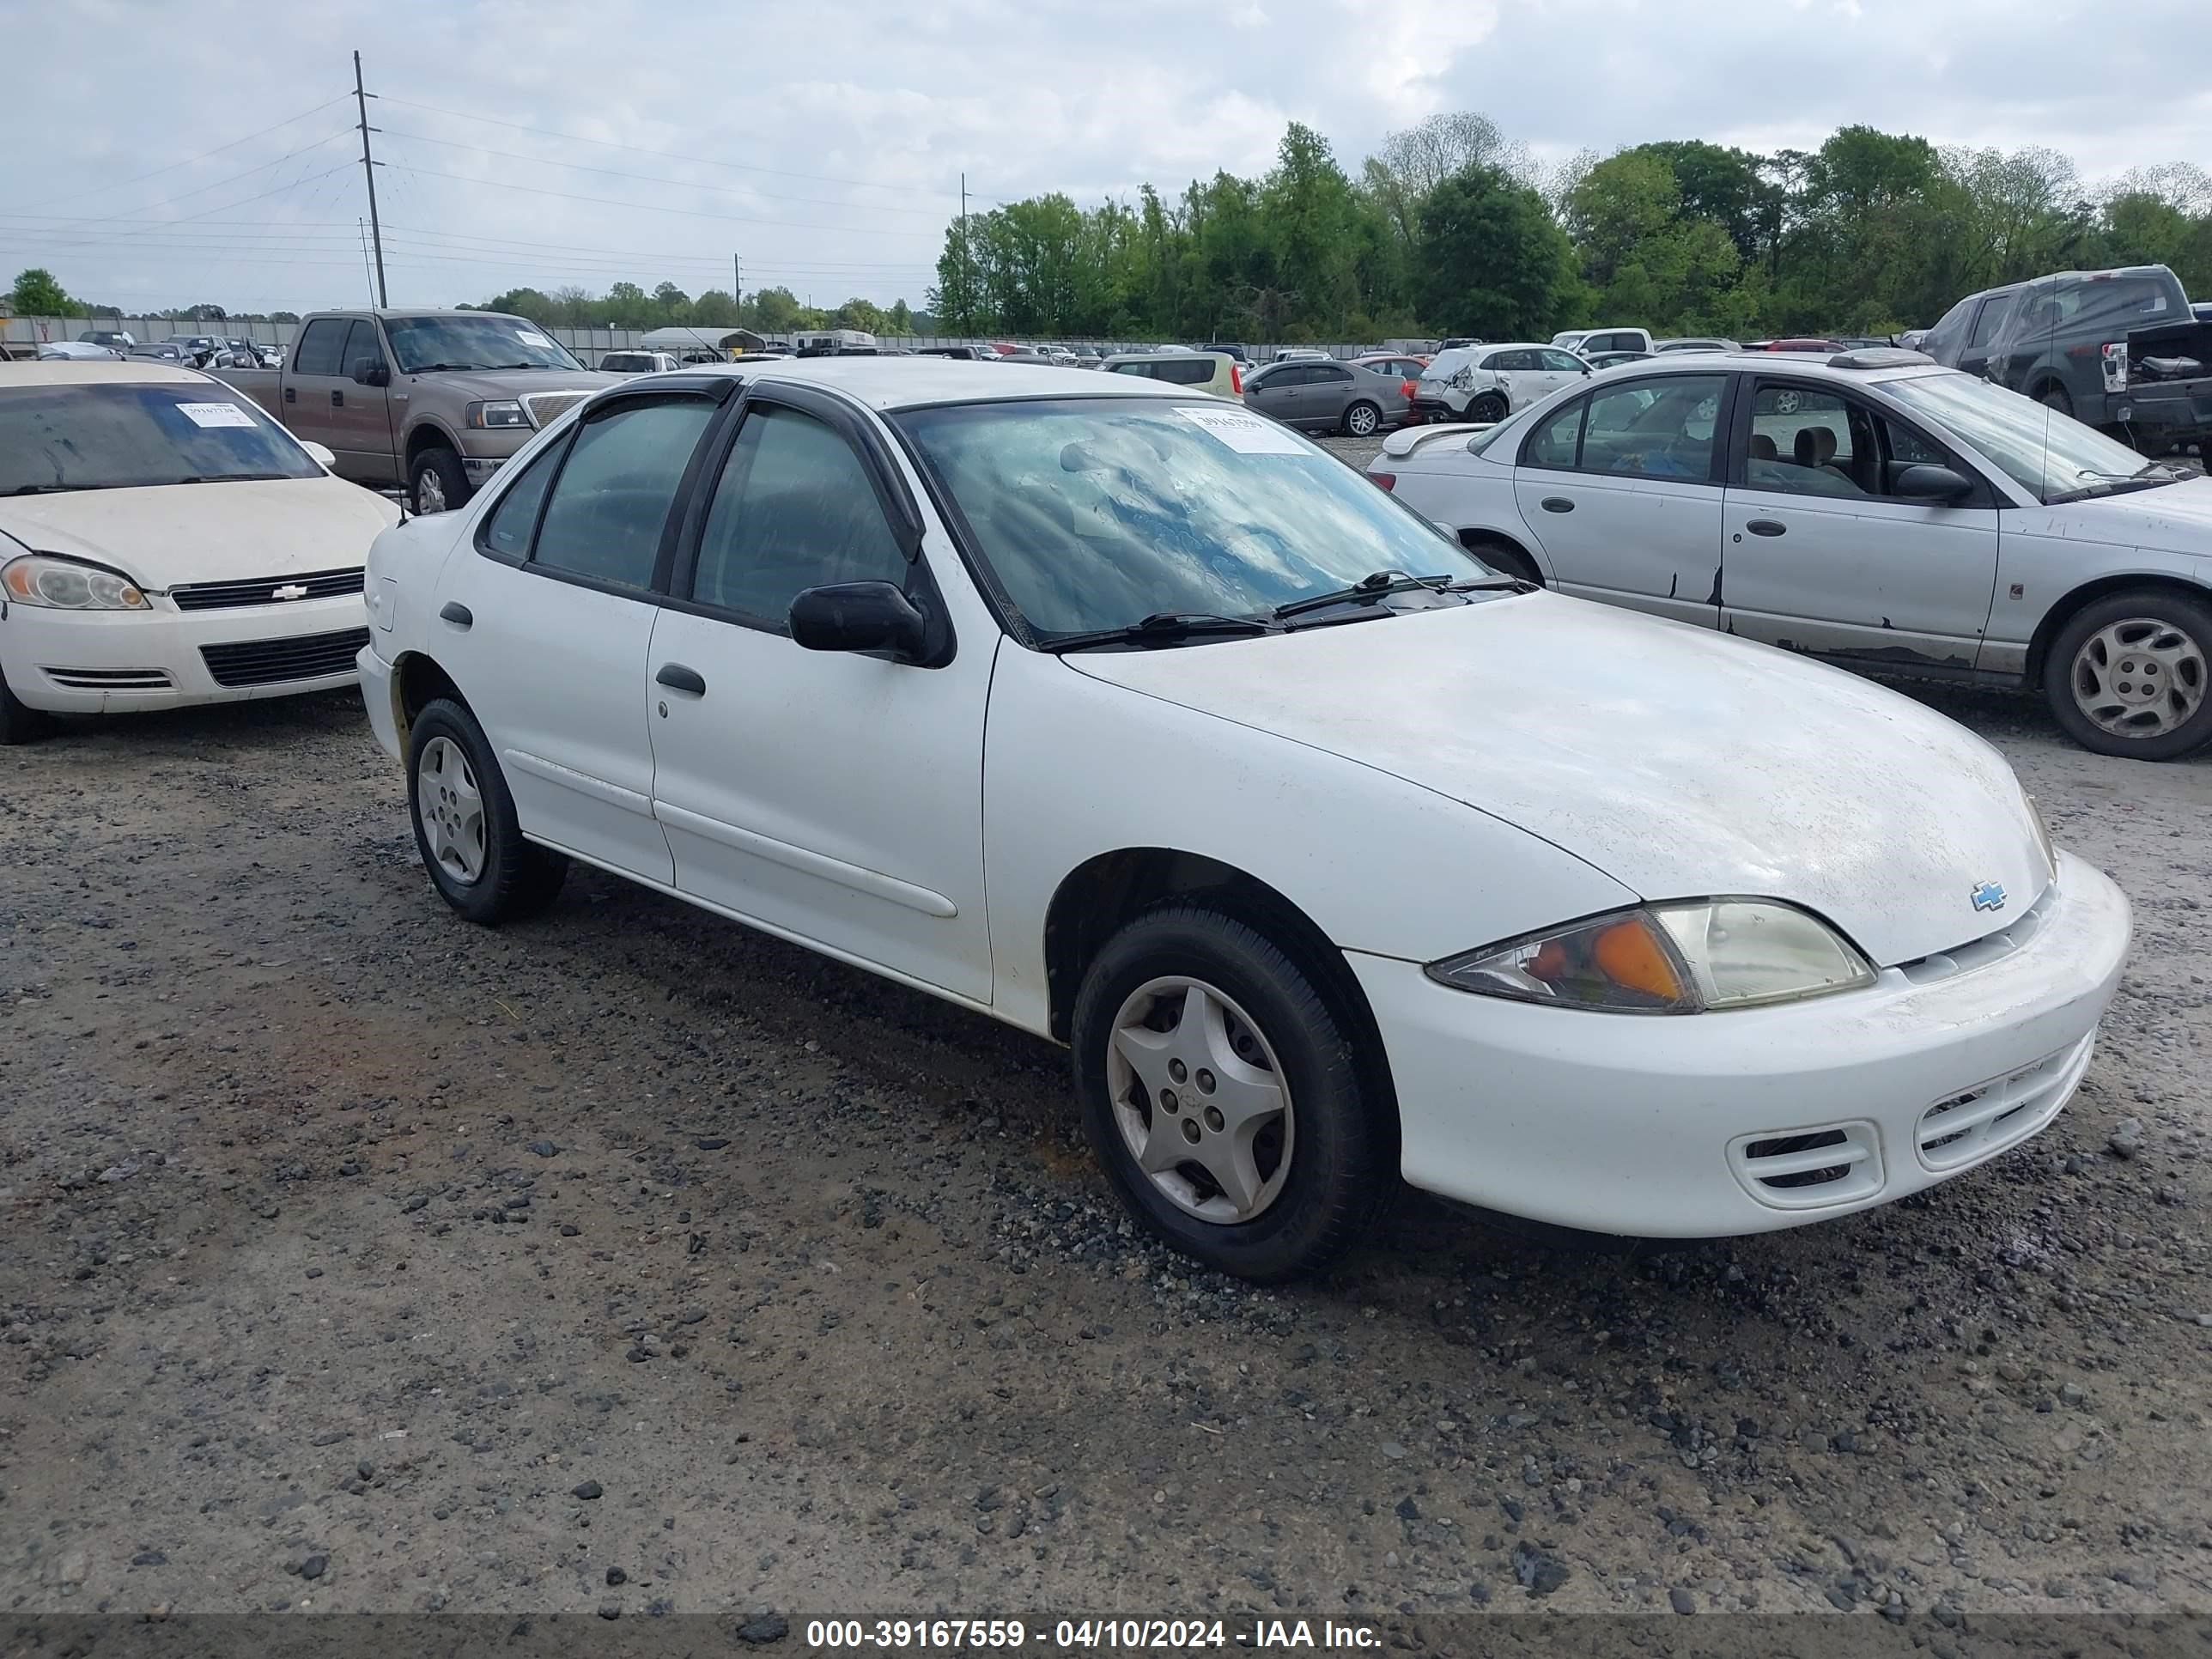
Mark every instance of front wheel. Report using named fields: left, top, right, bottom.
left=410, top=447, right=470, bottom=515
left=2043, top=589, right=2212, bottom=760
left=407, top=697, right=570, bottom=921
left=0, top=661, right=52, bottom=746
left=1341, top=399, right=1381, bottom=437
left=1071, top=903, right=1389, bottom=1283
left=1469, top=391, right=1509, bottom=423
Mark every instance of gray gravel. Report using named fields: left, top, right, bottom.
left=2, top=615, right=2208, bottom=1619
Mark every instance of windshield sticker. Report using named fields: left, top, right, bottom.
left=516, top=330, right=554, bottom=349
left=174, top=402, right=258, bottom=429
left=1171, top=404, right=1307, bottom=455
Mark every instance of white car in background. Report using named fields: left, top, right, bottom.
left=1370, top=347, right=2212, bottom=759
left=0, top=362, right=398, bottom=743
left=359, top=357, right=2125, bottom=1283
left=1411, top=342, right=1590, bottom=423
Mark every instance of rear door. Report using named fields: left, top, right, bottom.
left=1718, top=377, right=2001, bottom=669
left=280, top=317, right=364, bottom=472
left=1510, top=371, right=1731, bottom=625
left=1300, top=363, right=1356, bottom=428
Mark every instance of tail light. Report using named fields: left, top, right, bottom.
left=1370, top=471, right=1396, bottom=491
left=1401, top=379, right=1416, bottom=399
left=1230, top=363, right=1243, bottom=394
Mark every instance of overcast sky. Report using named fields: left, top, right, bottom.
left=1, top=0, right=2203, bottom=318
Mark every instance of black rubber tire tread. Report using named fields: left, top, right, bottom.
left=1462, top=532, right=1542, bottom=586
left=1470, top=392, right=1509, bottom=422
left=0, top=662, right=52, bottom=745
left=410, top=447, right=471, bottom=516
left=406, top=697, right=569, bottom=923
left=1070, top=900, right=1389, bottom=1284
left=2041, top=586, right=2212, bottom=762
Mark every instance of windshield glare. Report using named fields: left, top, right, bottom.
left=896, top=397, right=1486, bottom=638
left=0, top=383, right=320, bottom=493
left=1884, top=372, right=2166, bottom=503
left=384, top=314, right=582, bottom=374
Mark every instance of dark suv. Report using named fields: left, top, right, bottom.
left=1921, top=264, right=2191, bottom=431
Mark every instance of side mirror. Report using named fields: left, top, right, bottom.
left=298, top=440, right=337, bottom=470
left=352, top=359, right=391, bottom=387
left=1580, top=364, right=1592, bottom=375
left=1895, top=463, right=1974, bottom=504
left=788, top=580, right=928, bottom=661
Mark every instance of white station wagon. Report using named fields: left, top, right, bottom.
left=359, top=359, right=2130, bottom=1282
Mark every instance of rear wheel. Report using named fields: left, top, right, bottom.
left=1469, top=391, right=1508, bottom=423
left=1341, top=399, right=1381, bottom=438
left=410, top=447, right=470, bottom=515
left=407, top=697, right=569, bottom=921
left=2043, top=588, right=2212, bottom=760
left=0, top=662, right=52, bottom=745
left=2038, top=381, right=2075, bottom=418
left=1071, top=902, right=1389, bottom=1283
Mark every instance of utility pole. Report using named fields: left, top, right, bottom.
left=959, top=172, right=969, bottom=333
left=353, top=51, right=387, bottom=307
left=357, top=218, right=374, bottom=303
left=733, top=254, right=741, bottom=319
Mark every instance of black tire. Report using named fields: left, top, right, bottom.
left=409, top=447, right=471, bottom=515
left=1469, top=392, right=1509, bottom=423
left=2038, top=381, right=2074, bottom=418
left=1340, top=399, right=1382, bottom=438
left=0, top=659, right=52, bottom=745
left=1468, top=538, right=1541, bottom=586
left=1070, top=902, right=1389, bottom=1283
left=405, top=697, right=569, bottom=922
left=2041, top=587, right=2212, bottom=761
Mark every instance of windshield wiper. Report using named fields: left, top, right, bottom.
left=2048, top=464, right=2190, bottom=504
left=407, top=362, right=490, bottom=373
left=173, top=473, right=294, bottom=484
left=1272, top=568, right=1506, bottom=622
left=4, top=483, right=70, bottom=495
left=1041, top=611, right=1284, bottom=652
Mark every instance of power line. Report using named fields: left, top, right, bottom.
left=0, top=96, right=352, bottom=214
left=12, top=131, right=358, bottom=236
left=378, top=94, right=975, bottom=201
left=378, top=161, right=942, bottom=238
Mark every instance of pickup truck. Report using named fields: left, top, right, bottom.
left=215, top=307, right=617, bottom=513
left=2102, top=312, right=2212, bottom=455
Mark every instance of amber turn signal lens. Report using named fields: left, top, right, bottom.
left=1593, top=918, right=1684, bottom=1002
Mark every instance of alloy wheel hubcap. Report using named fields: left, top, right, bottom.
left=1106, top=976, right=1294, bottom=1224
left=416, top=470, right=447, bottom=514
left=417, top=736, right=487, bottom=883
left=2071, top=617, right=2207, bottom=738
left=1349, top=405, right=1377, bottom=434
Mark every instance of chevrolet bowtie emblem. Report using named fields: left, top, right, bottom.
left=272, top=583, right=309, bottom=601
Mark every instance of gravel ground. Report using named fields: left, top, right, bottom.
left=2, top=586, right=2208, bottom=1629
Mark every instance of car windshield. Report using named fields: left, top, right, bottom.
left=0, top=382, right=321, bottom=494
left=383, top=314, right=582, bottom=373
left=1884, top=372, right=2185, bottom=504
left=895, top=396, right=1486, bottom=639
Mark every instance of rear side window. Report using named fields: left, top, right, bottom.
left=290, top=319, right=348, bottom=377
left=1108, top=362, right=1153, bottom=378
left=1149, top=358, right=1218, bottom=386
left=1580, top=375, right=1724, bottom=478
left=530, top=399, right=715, bottom=589
left=1310, top=366, right=1351, bottom=384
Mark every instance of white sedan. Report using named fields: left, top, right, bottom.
left=359, top=358, right=2129, bottom=1282
left=1, top=362, right=399, bottom=743
left=1411, top=342, right=1591, bottom=423
left=1371, top=349, right=2212, bottom=759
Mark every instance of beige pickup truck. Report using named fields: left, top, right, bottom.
left=214, top=307, right=618, bottom=514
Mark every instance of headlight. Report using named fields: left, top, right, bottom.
left=2025, top=793, right=2057, bottom=878
left=2, top=553, right=150, bottom=611
left=1426, top=900, right=1875, bottom=1013
left=466, top=400, right=530, bottom=429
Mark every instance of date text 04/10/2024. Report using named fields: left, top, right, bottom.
left=800, top=1619, right=1380, bottom=1650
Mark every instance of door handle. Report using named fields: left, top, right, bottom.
left=1746, top=519, right=1788, bottom=537
left=438, top=601, right=472, bottom=629
left=1540, top=497, right=1575, bottom=514
left=283, top=386, right=295, bottom=404
left=656, top=663, right=707, bottom=696
left=331, top=389, right=344, bottom=407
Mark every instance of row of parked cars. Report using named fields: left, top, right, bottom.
left=0, top=327, right=2186, bottom=1283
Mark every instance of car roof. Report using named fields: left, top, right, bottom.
left=0, top=361, right=213, bottom=388
left=1588, top=350, right=1948, bottom=386
left=674, top=356, right=1189, bottom=410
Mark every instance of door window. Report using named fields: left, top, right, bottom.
left=1522, top=398, right=1585, bottom=470
left=290, top=319, right=348, bottom=377
left=690, top=405, right=908, bottom=629
left=1966, top=296, right=2012, bottom=350
left=1742, top=383, right=1870, bottom=497
left=478, top=437, right=568, bottom=563
left=531, top=398, right=716, bottom=589
left=1538, top=349, right=1587, bottom=374
left=1577, top=374, right=1725, bottom=479
left=1308, top=365, right=1351, bottom=385
left=1148, top=357, right=1218, bottom=386
left=341, top=319, right=386, bottom=378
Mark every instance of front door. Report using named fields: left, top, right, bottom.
left=325, top=319, right=398, bottom=484
left=433, top=392, right=721, bottom=882
left=646, top=389, right=994, bottom=1002
left=1718, top=378, right=2001, bottom=670
left=1510, top=372, right=1729, bottom=625
left=1249, top=365, right=1310, bottom=424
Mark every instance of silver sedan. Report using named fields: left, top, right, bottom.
left=1243, top=359, right=1411, bottom=438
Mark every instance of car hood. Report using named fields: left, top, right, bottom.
left=1066, top=594, right=2051, bottom=968
left=398, top=368, right=624, bottom=407
left=2053, top=475, right=2212, bottom=556
left=0, top=475, right=400, bottom=586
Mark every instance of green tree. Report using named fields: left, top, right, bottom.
left=691, top=288, right=738, bottom=325
left=886, top=298, right=913, bottom=334
left=832, top=297, right=885, bottom=332
left=751, top=286, right=805, bottom=333
left=8, top=268, right=76, bottom=314
left=1415, top=164, right=1581, bottom=338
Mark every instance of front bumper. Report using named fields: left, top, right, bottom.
left=358, top=640, right=402, bottom=761
left=2, top=593, right=368, bottom=714
left=1352, top=851, right=2130, bottom=1237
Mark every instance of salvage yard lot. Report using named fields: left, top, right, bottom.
left=2, top=666, right=2208, bottom=1621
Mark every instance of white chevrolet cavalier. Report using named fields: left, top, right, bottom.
left=357, top=358, right=2130, bottom=1282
